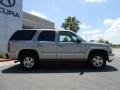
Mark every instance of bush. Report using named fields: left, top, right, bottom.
left=0, top=51, right=5, bottom=58
left=0, top=53, right=3, bottom=58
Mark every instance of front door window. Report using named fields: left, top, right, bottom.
left=59, top=31, right=78, bottom=42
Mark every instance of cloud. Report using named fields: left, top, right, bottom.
left=103, top=19, right=113, bottom=25
left=103, top=18, right=120, bottom=44
left=79, top=18, right=120, bottom=44
left=85, top=0, right=107, bottom=3
left=30, top=11, right=48, bottom=20
left=79, top=29, right=102, bottom=41
left=80, top=23, right=91, bottom=29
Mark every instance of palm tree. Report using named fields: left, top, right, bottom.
left=61, top=16, right=80, bottom=32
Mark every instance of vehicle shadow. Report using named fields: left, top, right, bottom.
left=2, top=61, right=118, bottom=75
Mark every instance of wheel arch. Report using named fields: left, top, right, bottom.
left=18, top=49, right=40, bottom=61
left=87, top=49, right=108, bottom=60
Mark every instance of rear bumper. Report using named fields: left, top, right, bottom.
left=108, top=53, right=114, bottom=62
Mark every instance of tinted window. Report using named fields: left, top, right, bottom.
left=10, top=30, right=36, bottom=40
left=38, top=31, right=55, bottom=42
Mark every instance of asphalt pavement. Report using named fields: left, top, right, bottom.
left=113, top=49, right=120, bottom=57
left=0, top=49, right=120, bottom=90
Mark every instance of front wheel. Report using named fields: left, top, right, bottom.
left=89, top=53, right=106, bottom=69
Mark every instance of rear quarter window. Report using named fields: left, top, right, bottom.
left=9, top=30, right=37, bottom=41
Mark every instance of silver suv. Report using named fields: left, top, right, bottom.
left=7, top=29, right=114, bottom=69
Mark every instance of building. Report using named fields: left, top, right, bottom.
left=0, top=0, right=22, bottom=53
left=0, top=0, right=55, bottom=53
left=23, top=12, right=55, bottom=29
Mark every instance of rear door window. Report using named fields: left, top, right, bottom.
left=37, top=31, right=55, bottom=42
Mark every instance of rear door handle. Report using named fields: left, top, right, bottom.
left=58, top=45, right=63, bottom=47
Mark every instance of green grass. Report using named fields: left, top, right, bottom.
left=112, top=45, right=120, bottom=48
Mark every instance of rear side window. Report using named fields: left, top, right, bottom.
left=37, top=31, right=55, bottom=42
left=10, top=30, right=36, bottom=40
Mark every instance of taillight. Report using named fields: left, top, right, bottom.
left=8, top=42, right=10, bottom=52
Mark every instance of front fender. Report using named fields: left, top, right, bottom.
left=85, top=47, right=108, bottom=60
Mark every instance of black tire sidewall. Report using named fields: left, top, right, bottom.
left=20, top=54, right=38, bottom=70
left=89, top=53, right=106, bottom=69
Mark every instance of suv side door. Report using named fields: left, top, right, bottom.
left=57, top=31, right=85, bottom=60
left=37, top=30, right=57, bottom=59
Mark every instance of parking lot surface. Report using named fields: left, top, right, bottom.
left=0, top=49, right=120, bottom=90
left=113, top=49, right=120, bottom=57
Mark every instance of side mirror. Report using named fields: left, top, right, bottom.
left=76, top=38, right=81, bottom=43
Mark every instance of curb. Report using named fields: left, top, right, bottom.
left=0, top=59, right=15, bottom=62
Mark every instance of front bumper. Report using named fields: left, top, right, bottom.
left=108, top=53, right=114, bottom=62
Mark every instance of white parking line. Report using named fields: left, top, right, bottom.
left=0, top=61, right=15, bottom=67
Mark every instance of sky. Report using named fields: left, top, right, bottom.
left=23, top=0, right=120, bottom=44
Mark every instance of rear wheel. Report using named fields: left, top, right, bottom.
left=20, top=54, right=39, bottom=70
left=89, top=53, right=106, bottom=69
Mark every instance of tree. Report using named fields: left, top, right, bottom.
left=98, top=38, right=111, bottom=45
left=105, top=40, right=110, bottom=44
left=61, top=16, right=80, bottom=32
left=98, top=38, right=106, bottom=43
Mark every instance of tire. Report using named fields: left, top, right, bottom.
left=20, top=54, right=39, bottom=70
left=89, top=53, right=106, bottom=69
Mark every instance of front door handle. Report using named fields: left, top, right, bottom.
left=37, top=44, right=42, bottom=46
